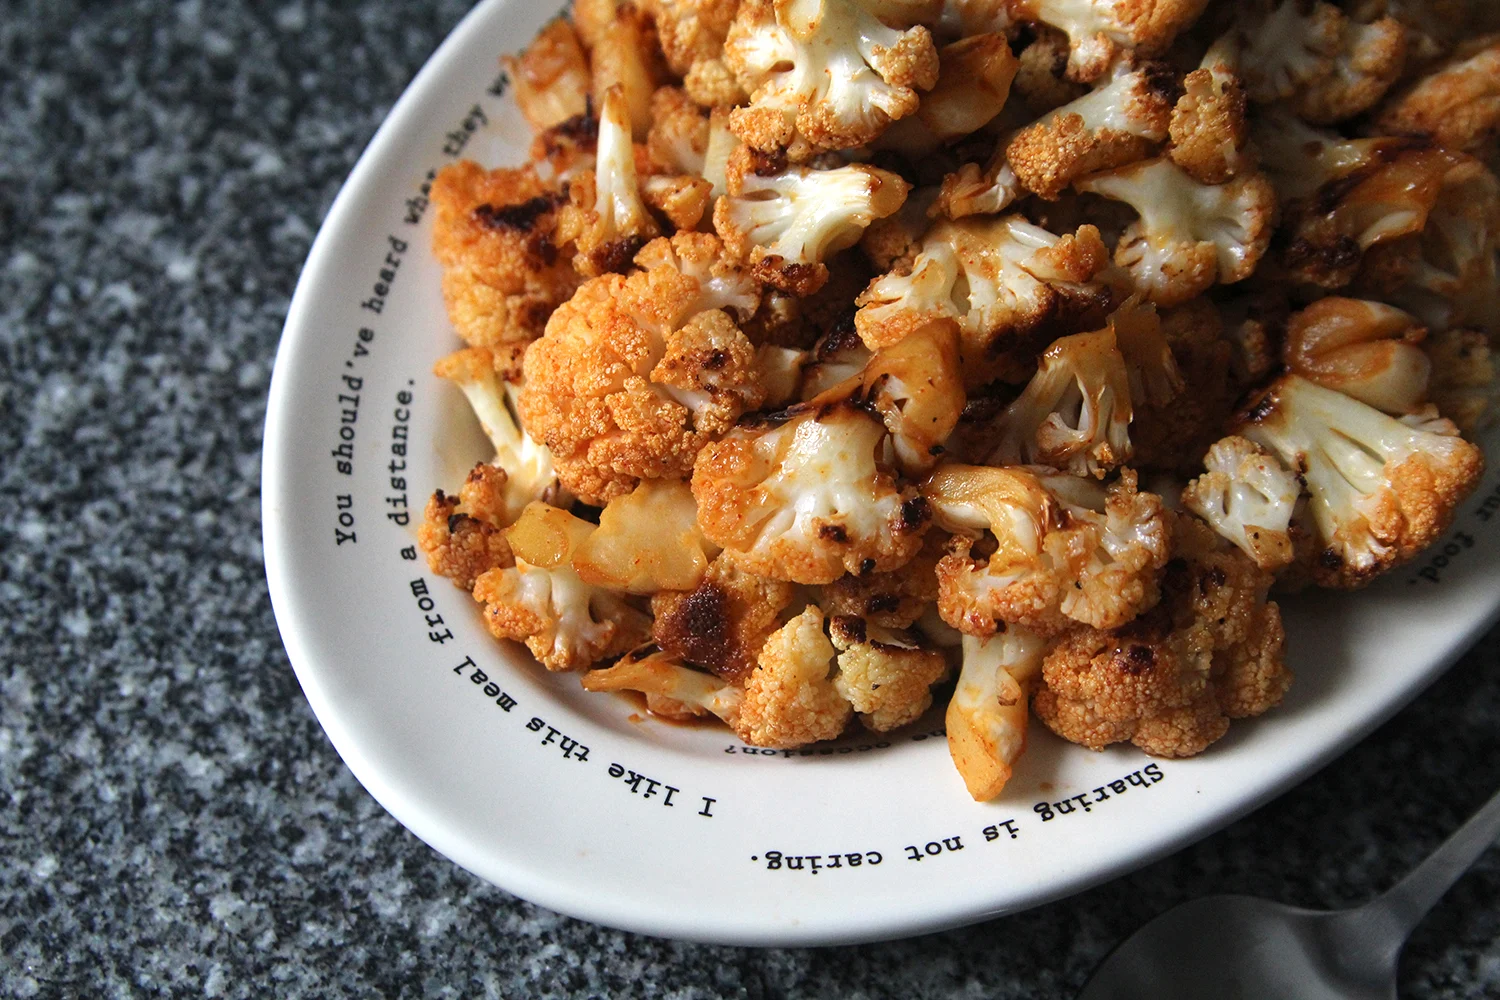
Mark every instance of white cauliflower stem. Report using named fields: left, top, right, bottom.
left=433, top=347, right=565, bottom=525
left=946, top=629, right=1050, bottom=801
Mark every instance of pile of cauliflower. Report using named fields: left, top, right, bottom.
left=420, top=0, right=1499, bottom=801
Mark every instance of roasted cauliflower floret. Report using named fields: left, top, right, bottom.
left=1010, top=24, right=1087, bottom=114
left=1168, top=35, right=1250, bottom=184
left=692, top=399, right=930, bottom=584
left=1425, top=327, right=1500, bottom=434
left=860, top=319, right=965, bottom=474
left=1182, top=435, right=1299, bottom=570
left=647, top=86, right=710, bottom=176
left=723, top=0, right=939, bottom=157
left=645, top=0, right=743, bottom=77
left=504, top=18, right=592, bottom=131
left=556, top=86, right=661, bottom=276
left=1235, top=0, right=1407, bottom=123
left=572, top=479, right=720, bottom=594
left=1271, top=137, right=1462, bottom=291
left=1076, top=157, right=1276, bottom=307
left=1234, top=374, right=1484, bottom=588
left=1008, top=0, right=1209, bottom=83
left=932, top=146, right=1025, bottom=222
left=1353, top=154, right=1500, bottom=335
left=854, top=215, right=1111, bottom=385
left=715, top=150, right=909, bottom=296
left=1375, top=36, right=1500, bottom=164
left=828, top=614, right=949, bottom=732
left=1282, top=297, right=1430, bottom=414
left=876, top=33, right=1018, bottom=157
left=1032, top=513, right=1291, bottom=757
left=581, top=646, right=746, bottom=723
left=817, top=531, right=943, bottom=628
left=519, top=233, right=764, bottom=504
left=1249, top=106, right=1403, bottom=201
left=924, top=465, right=1171, bottom=637
left=473, top=502, right=652, bottom=671
left=1006, top=60, right=1179, bottom=200
left=430, top=161, right=578, bottom=348
left=418, top=468, right=516, bottom=592
left=735, top=605, right=854, bottom=746
left=946, top=628, right=1050, bottom=801
left=651, top=551, right=796, bottom=682
left=433, top=346, right=567, bottom=524
left=1127, top=296, right=1251, bottom=474
left=986, top=324, right=1135, bottom=477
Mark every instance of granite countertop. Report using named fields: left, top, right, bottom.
left=2, top=2, right=1499, bottom=997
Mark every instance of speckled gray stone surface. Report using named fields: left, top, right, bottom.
left=2, top=2, right=1498, bottom=997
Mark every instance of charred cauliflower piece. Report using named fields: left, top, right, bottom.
left=418, top=467, right=516, bottom=593
left=430, top=161, right=578, bottom=348
left=556, top=85, right=661, bottom=276
left=735, top=605, right=854, bottom=746
left=1352, top=154, right=1500, bottom=336
left=651, top=551, right=796, bottom=683
left=1279, top=144, right=1467, bottom=292
left=828, top=614, right=949, bottom=733
left=987, top=315, right=1161, bottom=478
left=1235, top=0, right=1407, bottom=124
left=691, top=399, right=930, bottom=585
left=924, top=465, right=1171, bottom=637
left=1375, top=36, right=1500, bottom=166
left=854, top=215, right=1111, bottom=385
left=1182, top=435, right=1299, bottom=571
left=647, top=86, right=711, bottom=176
left=723, top=0, right=939, bottom=158
left=946, top=628, right=1050, bottom=801
left=1234, top=374, right=1484, bottom=588
left=715, top=149, right=909, bottom=296
left=1006, top=60, right=1180, bottom=200
left=932, top=145, right=1025, bottom=222
left=1008, top=0, right=1209, bottom=84
left=1032, top=512, right=1291, bottom=758
left=519, top=232, right=764, bottom=505
left=587, top=2, right=666, bottom=140
left=1282, top=297, right=1430, bottom=414
left=817, top=531, right=943, bottom=628
left=1075, top=157, right=1276, bottom=307
left=473, top=502, right=652, bottom=671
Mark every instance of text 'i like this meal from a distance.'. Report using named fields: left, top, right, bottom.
left=416, top=0, right=1500, bottom=801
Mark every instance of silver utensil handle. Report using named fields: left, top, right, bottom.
left=1372, top=785, right=1500, bottom=939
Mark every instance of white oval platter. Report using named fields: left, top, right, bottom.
left=262, top=0, right=1500, bottom=946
